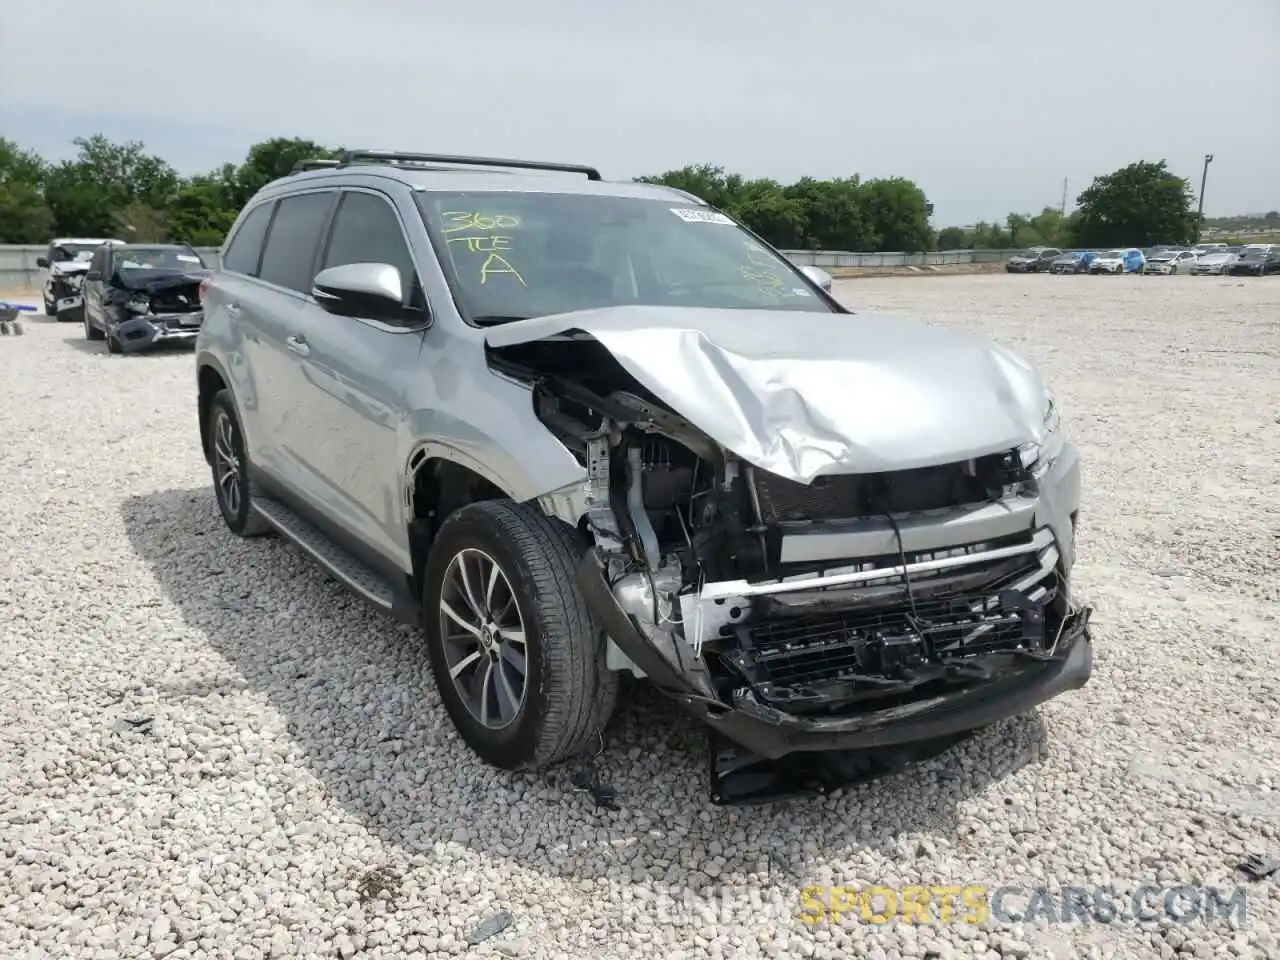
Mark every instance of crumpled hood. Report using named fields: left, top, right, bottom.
left=50, top=261, right=91, bottom=276
left=485, top=305, right=1054, bottom=482
left=115, top=268, right=209, bottom=293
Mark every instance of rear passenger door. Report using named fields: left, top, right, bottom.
left=286, top=187, right=427, bottom=572
left=241, top=190, right=337, bottom=496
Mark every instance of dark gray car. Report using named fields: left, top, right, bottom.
left=1006, top=247, right=1062, bottom=273
left=195, top=150, right=1092, bottom=804
left=82, top=243, right=209, bottom=353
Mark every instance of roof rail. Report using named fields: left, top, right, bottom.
left=290, top=158, right=343, bottom=174
left=337, top=149, right=603, bottom=181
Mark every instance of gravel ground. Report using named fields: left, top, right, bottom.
left=1, top=274, right=1277, bottom=960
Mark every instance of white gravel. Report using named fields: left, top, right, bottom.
left=1, top=274, right=1278, bottom=960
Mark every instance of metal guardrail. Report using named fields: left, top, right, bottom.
left=3, top=242, right=1240, bottom=289
left=0, top=245, right=223, bottom=291
left=0, top=244, right=1018, bottom=289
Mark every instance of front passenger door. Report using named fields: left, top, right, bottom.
left=287, top=188, right=428, bottom=571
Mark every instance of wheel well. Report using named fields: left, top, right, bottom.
left=197, top=365, right=227, bottom=465
left=408, top=458, right=507, bottom=592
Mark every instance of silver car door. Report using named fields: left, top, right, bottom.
left=242, top=190, right=338, bottom=496
left=284, top=187, right=425, bottom=571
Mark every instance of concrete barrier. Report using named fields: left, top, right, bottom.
left=0, top=246, right=223, bottom=293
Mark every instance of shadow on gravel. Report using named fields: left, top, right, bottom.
left=122, top=487, right=1049, bottom=885
left=62, top=337, right=196, bottom=358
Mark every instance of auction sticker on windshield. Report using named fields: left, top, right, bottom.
left=670, top=207, right=735, bottom=225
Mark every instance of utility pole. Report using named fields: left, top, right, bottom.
left=1196, top=154, right=1214, bottom=241
left=1060, top=177, right=1068, bottom=216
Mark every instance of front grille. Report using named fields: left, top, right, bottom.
left=720, top=546, right=1059, bottom=710
left=150, top=289, right=201, bottom=313
left=753, top=451, right=1023, bottom=523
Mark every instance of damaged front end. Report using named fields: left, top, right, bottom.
left=491, top=322, right=1093, bottom=804
left=104, top=272, right=206, bottom=351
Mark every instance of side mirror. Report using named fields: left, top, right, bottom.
left=36, top=256, right=49, bottom=268
left=85, top=270, right=103, bottom=281
left=312, top=262, right=410, bottom=322
left=800, top=264, right=833, bottom=292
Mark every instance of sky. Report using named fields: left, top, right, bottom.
left=2, top=0, right=1277, bottom=227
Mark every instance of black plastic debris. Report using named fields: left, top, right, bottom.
left=570, top=763, right=618, bottom=811
left=467, top=909, right=513, bottom=945
left=117, top=716, right=155, bottom=735
left=1237, top=854, right=1280, bottom=881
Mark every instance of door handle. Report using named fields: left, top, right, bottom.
left=285, top=334, right=310, bottom=357
left=225, top=303, right=242, bottom=317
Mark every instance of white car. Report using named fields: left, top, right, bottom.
left=1142, top=250, right=1199, bottom=275
left=1190, top=251, right=1237, bottom=275
left=1088, top=249, right=1140, bottom=274
left=36, top=238, right=125, bottom=319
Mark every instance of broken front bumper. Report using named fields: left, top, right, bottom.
left=108, top=311, right=203, bottom=352
left=579, top=550, right=1093, bottom=760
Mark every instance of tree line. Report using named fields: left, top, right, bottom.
left=1, top=134, right=1211, bottom=252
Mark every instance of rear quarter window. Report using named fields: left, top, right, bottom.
left=221, top=202, right=275, bottom=276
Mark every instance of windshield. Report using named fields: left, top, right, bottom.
left=415, top=191, right=835, bottom=323
left=114, top=246, right=205, bottom=273
left=1240, top=250, right=1265, bottom=260
left=1104, top=250, right=1126, bottom=258
left=1014, top=249, right=1038, bottom=258
left=51, top=243, right=99, bottom=263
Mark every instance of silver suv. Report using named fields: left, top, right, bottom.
left=195, top=150, right=1093, bottom=804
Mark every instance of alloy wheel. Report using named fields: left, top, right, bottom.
left=438, top=548, right=528, bottom=730
left=212, top=410, right=243, bottom=517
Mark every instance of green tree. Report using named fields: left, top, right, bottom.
left=727, top=179, right=806, bottom=249
left=859, top=177, right=934, bottom=253
left=1072, top=160, right=1197, bottom=247
left=636, top=163, right=747, bottom=212
left=0, top=137, right=53, bottom=243
left=168, top=171, right=240, bottom=246
left=229, top=138, right=342, bottom=209
left=43, top=135, right=181, bottom=238
left=935, top=226, right=969, bottom=250
left=784, top=176, right=875, bottom=252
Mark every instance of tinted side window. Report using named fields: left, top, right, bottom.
left=222, top=202, right=275, bottom=276
left=258, top=192, right=334, bottom=293
left=321, top=192, right=420, bottom=304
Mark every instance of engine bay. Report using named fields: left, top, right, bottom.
left=490, top=335, right=1071, bottom=720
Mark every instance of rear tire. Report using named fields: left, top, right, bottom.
left=422, top=500, right=618, bottom=771
left=207, top=389, right=272, bottom=538
left=106, top=332, right=122, bottom=354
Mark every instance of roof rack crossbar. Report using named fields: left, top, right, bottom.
left=337, top=150, right=602, bottom=181
left=290, top=159, right=343, bottom=174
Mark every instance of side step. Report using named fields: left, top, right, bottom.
left=251, top=495, right=398, bottom=614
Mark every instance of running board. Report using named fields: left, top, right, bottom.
left=251, top=495, right=397, bottom=614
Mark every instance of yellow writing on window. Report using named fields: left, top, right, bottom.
left=441, top=211, right=521, bottom=234
left=440, top=212, right=527, bottom=285
left=479, top=253, right=525, bottom=285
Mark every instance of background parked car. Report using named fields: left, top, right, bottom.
left=1224, top=246, right=1280, bottom=276
left=1142, top=250, right=1199, bottom=274
left=36, top=237, right=124, bottom=318
left=1049, top=251, right=1096, bottom=274
left=1190, top=251, right=1237, bottom=275
left=1089, top=248, right=1145, bottom=274
left=1005, top=247, right=1062, bottom=273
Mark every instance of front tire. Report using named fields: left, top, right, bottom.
left=84, top=312, right=104, bottom=341
left=207, top=389, right=272, bottom=537
left=43, top=296, right=55, bottom=316
left=422, top=500, right=618, bottom=771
